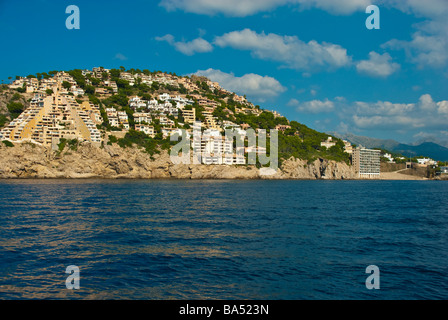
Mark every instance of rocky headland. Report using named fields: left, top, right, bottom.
left=0, top=141, right=356, bottom=180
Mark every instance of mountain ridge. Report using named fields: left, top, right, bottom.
left=330, top=132, right=448, bottom=161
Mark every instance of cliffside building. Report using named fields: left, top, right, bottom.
left=0, top=90, right=102, bottom=147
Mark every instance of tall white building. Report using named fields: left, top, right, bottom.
left=352, top=147, right=381, bottom=178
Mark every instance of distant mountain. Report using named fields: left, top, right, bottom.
left=394, top=142, right=448, bottom=161
left=330, top=132, right=448, bottom=161
left=413, top=136, right=448, bottom=149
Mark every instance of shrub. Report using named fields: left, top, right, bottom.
left=7, top=102, right=24, bottom=119
left=58, top=138, right=67, bottom=152
left=2, top=140, right=14, bottom=147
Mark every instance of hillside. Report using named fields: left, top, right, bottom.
left=0, top=67, right=350, bottom=166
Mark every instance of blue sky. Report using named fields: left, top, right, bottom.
left=1, top=0, right=447, bottom=144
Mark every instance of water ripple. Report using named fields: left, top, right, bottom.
left=0, top=179, right=447, bottom=299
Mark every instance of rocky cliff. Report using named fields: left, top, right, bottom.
left=0, top=142, right=356, bottom=179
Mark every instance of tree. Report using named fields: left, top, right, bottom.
left=62, top=81, right=72, bottom=90
left=68, top=69, right=86, bottom=89
left=110, top=69, right=121, bottom=79
left=85, top=85, right=95, bottom=95
left=7, top=102, right=24, bottom=119
left=90, top=77, right=101, bottom=86
left=11, top=93, right=21, bottom=101
left=16, top=84, right=26, bottom=93
left=0, top=114, right=8, bottom=128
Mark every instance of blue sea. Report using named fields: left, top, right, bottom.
left=0, top=180, right=447, bottom=300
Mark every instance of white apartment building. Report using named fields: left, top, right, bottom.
left=352, top=147, right=381, bottom=178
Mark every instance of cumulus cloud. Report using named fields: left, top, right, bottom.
left=160, top=0, right=447, bottom=17
left=297, top=94, right=448, bottom=141
left=348, top=94, right=448, bottom=131
left=155, top=34, right=213, bottom=55
left=194, top=68, right=286, bottom=102
left=356, top=51, right=400, bottom=77
left=158, top=0, right=448, bottom=71
left=382, top=1, right=448, bottom=68
left=289, top=98, right=335, bottom=113
left=159, top=0, right=288, bottom=16
left=386, top=0, right=448, bottom=19
left=214, top=29, right=351, bottom=71
left=383, top=21, right=448, bottom=68
left=159, top=0, right=370, bottom=16
left=114, top=53, right=128, bottom=61
left=437, top=100, right=448, bottom=114
left=287, top=98, right=300, bottom=107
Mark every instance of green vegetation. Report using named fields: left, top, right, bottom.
left=7, top=101, right=24, bottom=120
left=62, top=81, right=72, bottom=90
left=11, top=93, right=21, bottom=101
left=2, top=140, right=14, bottom=147
left=108, top=135, right=118, bottom=144
left=277, top=123, right=350, bottom=165
left=68, top=69, right=86, bottom=89
left=117, top=129, right=160, bottom=155
left=115, top=129, right=176, bottom=155
left=16, top=84, right=26, bottom=93
left=58, top=138, right=79, bottom=152
left=0, top=114, right=8, bottom=128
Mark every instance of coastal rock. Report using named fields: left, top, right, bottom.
left=0, top=142, right=356, bottom=180
left=279, top=157, right=355, bottom=179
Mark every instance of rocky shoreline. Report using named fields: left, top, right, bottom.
left=0, top=141, right=358, bottom=180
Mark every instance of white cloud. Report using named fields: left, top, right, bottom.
left=159, top=0, right=288, bottom=17
left=287, top=98, right=300, bottom=107
left=383, top=21, right=448, bottom=68
left=356, top=51, right=400, bottom=77
left=159, top=0, right=370, bottom=16
left=293, top=98, right=335, bottom=113
left=214, top=28, right=351, bottom=71
left=418, top=94, right=437, bottom=111
left=354, top=101, right=414, bottom=117
left=386, top=0, right=448, bottom=18
left=348, top=94, right=448, bottom=130
left=437, top=100, right=448, bottom=114
left=158, top=0, right=448, bottom=71
left=114, top=53, right=128, bottom=61
left=194, top=68, right=286, bottom=101
left=296, top=0, right=370, bottom=15
left=156, top=34, right=213, bottom=55
left=382, top=1, right=448, bottom=69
